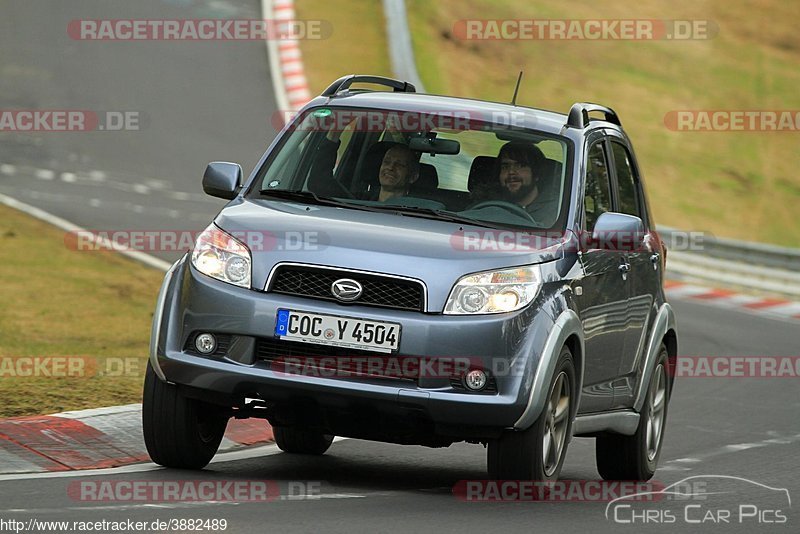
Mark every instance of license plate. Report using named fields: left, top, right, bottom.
left=274, top=309, right=401, bottom=353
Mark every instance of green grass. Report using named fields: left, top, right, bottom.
left=405, top=0, right=800, bottom=246
left=302, top=0, right=800, bottom=247
left=0, top=206, right=164, bottom=417
left=295, top=0, right=392, bottom=94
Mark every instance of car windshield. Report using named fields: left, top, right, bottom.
left=248, top=106, right=572, bottom=231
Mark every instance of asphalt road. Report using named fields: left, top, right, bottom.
left=0, top=0, right=279, bottom=262
left=0, top=299, right=797, bottom=533
left=1, top=1, right=798, bottom=533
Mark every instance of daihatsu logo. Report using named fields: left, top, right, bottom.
left=331, top=278, right=362, bottom=302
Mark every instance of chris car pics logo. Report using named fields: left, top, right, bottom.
left=606, top=475, right=790, bottom=525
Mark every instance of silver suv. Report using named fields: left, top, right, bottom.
left=143, top=75, right=678, bottom=483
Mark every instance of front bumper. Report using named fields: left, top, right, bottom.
left=151, top=256, right=559, bottom=441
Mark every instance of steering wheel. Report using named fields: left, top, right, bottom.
left=328, top=178, right=356, bottom=199
left=308, top=175, right=355, bottom=199
left=468, top=200, right=539, bottom=224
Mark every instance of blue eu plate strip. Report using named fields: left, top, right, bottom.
left=275, top=309, right=291, bottom=336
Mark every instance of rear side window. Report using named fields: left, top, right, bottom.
left=611, top=142, right=642, bottom=220
left=584, top=142, right=612, bottom=233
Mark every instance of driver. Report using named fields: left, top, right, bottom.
left=309, top=129, right=419, bottom=202
left=376, top=144, right=420, bottom=201
left=496, top=142, right=559, bottom=225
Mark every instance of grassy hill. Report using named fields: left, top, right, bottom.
left=0, top=205, right=162, bottom=416
left=298, top=0, right=800, bottom=247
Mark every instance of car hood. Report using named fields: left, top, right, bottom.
left=215, top=198, right=565, bottom=311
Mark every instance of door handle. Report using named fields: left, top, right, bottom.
left=618, top=262, right=631, bottom=281
left=650, top=253, right=660, bottom=270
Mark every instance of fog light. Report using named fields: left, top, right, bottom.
left=464, top=369, right=488, bottom=391
left=195, top=333, right=217, bottom=354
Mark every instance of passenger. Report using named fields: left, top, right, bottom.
left=496, top=142, right=559, bottom=225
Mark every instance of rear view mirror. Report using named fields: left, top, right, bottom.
left=203, top=162, right=242, bottom=200
left=408, top=137, right=460, bottom=155
left=591, top=212, right=645, bottom=251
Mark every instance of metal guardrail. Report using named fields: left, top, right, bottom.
left=659, top=226, right=800, bottom=298
left=666, top=251, right=800, bottom=298
left=658, top=226, right=800, bottom=272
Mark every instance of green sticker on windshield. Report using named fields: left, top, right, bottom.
left=312, top=108, right=332, bottom=117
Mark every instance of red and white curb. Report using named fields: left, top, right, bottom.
left=0, top=404, right=273, bottom=475
left=665, top=280, right=800, bottom=321
left=264, top=0, right=311, bottom=113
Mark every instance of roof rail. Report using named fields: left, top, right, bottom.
left=566, top=102, right=620, bottom=129
left=321, top=75, right=416, bottom=97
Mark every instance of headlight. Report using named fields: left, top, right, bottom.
left=444, top=266, right=541, bottom=314
left=191, top=224, right=252, bottom=288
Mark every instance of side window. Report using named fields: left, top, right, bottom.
left=584, top=141, right=612, bottom=233
left=611, top=142, right=642, bottom=220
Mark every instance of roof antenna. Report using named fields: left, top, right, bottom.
left=511, top=71, right=523, bottom=106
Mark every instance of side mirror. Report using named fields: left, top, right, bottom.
left=203, top=162, right=242, bottom=200
left=591, top=212, right=645, bottom=251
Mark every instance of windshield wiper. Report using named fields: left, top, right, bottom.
left=257, top=189, right=335, bottom=205
left=256, top=189, right=381, bottom=212
left=257, top=190, right=527, bottom=230
left=371, top=205, right=509, bottom=229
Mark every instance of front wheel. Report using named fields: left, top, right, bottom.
left=487, top=345, right=575, bottom=481
left=595, top=345, right=670, bottom=481
left=142, top=362, right=229, bottom=469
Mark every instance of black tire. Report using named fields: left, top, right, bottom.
left=142, top=362, right=228, bottom=469
left=273, top=426, right=334, bottom=455
left=596, top=345, right=670, bottom=481
left=488, top=345, right=576, bottom=481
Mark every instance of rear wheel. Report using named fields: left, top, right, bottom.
left=142, top=362, right=228, bottom=469
left=487, top=346, right=575, bottom=481
left=596, top=345, right=670, bottom=481
left=273, top=426, right=334, bottom=455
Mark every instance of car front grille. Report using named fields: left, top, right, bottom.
left=267, top=265, right=425, bottom=312
left=257, top=338, right=498, bottom=394
left=256, top=337, right=419, bottom=382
